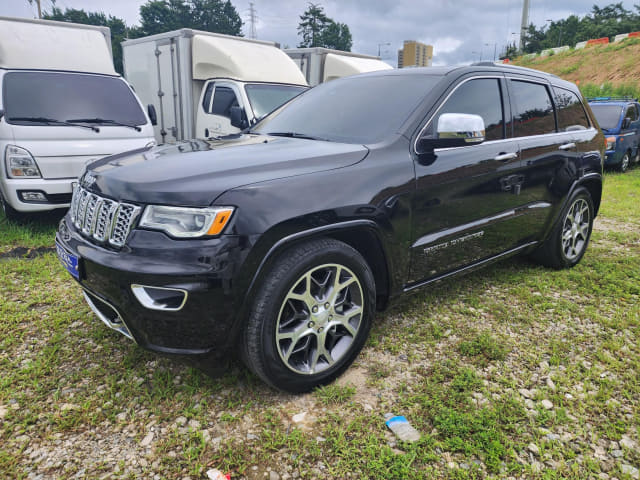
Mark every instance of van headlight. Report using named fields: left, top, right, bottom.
left=5, top=145, right=42, bottom=178
left=606, top=136, right=616, bottom=151
left=139, top=205, right=234, bottom=238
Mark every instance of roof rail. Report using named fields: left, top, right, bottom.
left=587, top=96, right=638, bottom=102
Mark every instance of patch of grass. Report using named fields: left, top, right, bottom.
left=458, top=331, right=507, bottom=363
left=314, top=384, right=356, bottom=404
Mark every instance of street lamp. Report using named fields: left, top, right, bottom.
left=485, top=42, right=497, bottom=62
left=377, top=42, right=390, bottom=58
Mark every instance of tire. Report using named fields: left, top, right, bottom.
left=0, top=189, right=20, bottom=222
left=532, top=187, right=594, bottom=269
left=634, top=149, right=640, bottom=165
left=241, top=238, right=375, bottom=393
left=618, top=152, right=630, bottom=172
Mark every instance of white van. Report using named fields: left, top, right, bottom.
left=0, top=17, right=156, bottom=219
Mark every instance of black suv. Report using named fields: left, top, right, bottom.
left=56, top=64, right=603, bottom=392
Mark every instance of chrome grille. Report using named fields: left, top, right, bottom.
left=70, top=184, right=141, bottom=247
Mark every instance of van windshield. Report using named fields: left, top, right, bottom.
left=589, top=104, right=623, bottom=130
left=244, top=84, right=308, bottom=120
left=253, top=74, right=442, bottom=144
left=3, top=71, right=147, bottom=127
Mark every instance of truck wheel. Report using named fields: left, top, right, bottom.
left=619, top=152, right=630, bottom=172
left=532, top=187, right=594, bottom=269
left=241, top=238, right=375, bottom=393
left=0, top=190, right=19, bottom=221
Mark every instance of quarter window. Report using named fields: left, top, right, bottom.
left=553, top=87, right=589, bottom=131
left=431, top=78, right=505, bottom=141
left=511, top=80, right=555, bottom=137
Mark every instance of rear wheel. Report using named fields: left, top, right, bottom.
left=241, top=238, right=375, bottom=393
left=532, top=187, right=594, bottom=269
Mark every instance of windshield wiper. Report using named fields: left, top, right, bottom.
left=267, top=131, right=327, bottom=141
left=67, top=117, right=142, bottom=132
left=8, top=116, right=100, bottom=132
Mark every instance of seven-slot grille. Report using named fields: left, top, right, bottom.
left=69, top=184, right=141, bottom=247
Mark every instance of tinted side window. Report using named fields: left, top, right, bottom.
left=511, top=80, right=555, bottom=137
left=211, top=87, right=238, bottom=118
left=553, top=87, right=589, bottom=131
left=433, top=78, right=505, bottom=141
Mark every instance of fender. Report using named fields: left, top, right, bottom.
left=223, top=219, right=393, bottom=344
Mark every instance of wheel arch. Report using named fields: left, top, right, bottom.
left=240, top=221, right=392, bottom=322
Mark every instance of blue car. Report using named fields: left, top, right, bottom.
left=588, top=97, right=640, bottom=172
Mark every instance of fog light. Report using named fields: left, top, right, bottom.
left=131, top=284, right=188, bottom=311
left=20, top=191, right=47, bottom=202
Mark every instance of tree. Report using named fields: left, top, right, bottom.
left=297, top=3, right=352, bottom=51
left=138, top=0, right=243, bottom=37
left=321, top=21, right=352, bottom=51
left=43, top=7, right=128, bottom=74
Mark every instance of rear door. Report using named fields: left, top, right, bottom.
left=513, top=78, right=601, bottom=238
left=409, top=75, right=529, bottom=284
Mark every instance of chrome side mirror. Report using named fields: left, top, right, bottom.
left=437, top=113, right=486, bottom=144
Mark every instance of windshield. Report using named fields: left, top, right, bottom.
left=589, top=104, right=623, bottom=130
left=3, top=71, right=147, bottom=127
left=245, top=84, right=308, bottom=120
left=254, top=74, right=442, bottom=144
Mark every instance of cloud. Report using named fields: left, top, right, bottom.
left=2, top=0, right=638, bottom=65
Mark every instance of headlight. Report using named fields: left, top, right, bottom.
left=606, top=136, right=616, bottom=151
left=139, top=205, right=234, bottom=238
left=5, top=145, right=42, bottom=178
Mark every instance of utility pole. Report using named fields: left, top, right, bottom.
left=27, top=0, right=43, bottom=19
left=520, top=0, right=530, bottom=52
left=248, top=2, right=257, bottom=39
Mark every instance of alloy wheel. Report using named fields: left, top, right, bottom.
left=275, top=263, right=363, bottom=375
left=561, top=198, right=590, bottom=261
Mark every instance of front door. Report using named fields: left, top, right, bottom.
left=408, top=76, right=528, bottom=285
left=196, top=81, right=243, bottom=138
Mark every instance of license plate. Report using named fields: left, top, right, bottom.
left=56, top=241, right=80, bottom=280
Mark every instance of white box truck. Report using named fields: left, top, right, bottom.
left=0, top=16, right=156, bottom=219
left=285, top=47, right=393, bottom=86
left=122, top=29, right=309, bottom=144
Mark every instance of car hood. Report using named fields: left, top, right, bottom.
left=84, top=135, right=368, bottom=206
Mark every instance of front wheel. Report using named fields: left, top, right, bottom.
left=619, top=152, right=630, bottom=172
left=241, top=238, right=375, bottom=393
left=0, top=190, right=20, bottom=222
left=532, top=187, right=594, bottom=269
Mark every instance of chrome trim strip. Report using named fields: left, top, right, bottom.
left=130, top=284, right=189, bottom=311
left=411, top=202, right=550, bottom=249
left=82, top=290, right=135, bottom=341
left=404, top=241, right=538, bottom=292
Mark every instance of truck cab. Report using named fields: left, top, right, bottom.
left=0, top=17, right=155, bottom=218
left=588, top=97, right=640, bottom=172
left=122, top=30, right=308, bottom=144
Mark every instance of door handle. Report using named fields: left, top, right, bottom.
left=494, top=152, right=518, bottom=162
left=559, top=142, right=576, bottom=151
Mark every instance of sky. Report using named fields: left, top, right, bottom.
left=3, top=0, right=639, bottom=66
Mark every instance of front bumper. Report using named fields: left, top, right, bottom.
left=604, top=149, right=622, bottom=166
left=1, top=177, right=74, bottom=212
left=56, top=216, right=248, bottom=358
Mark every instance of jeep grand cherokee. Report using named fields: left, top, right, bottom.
left=56, top=64, right=604, bottom=392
